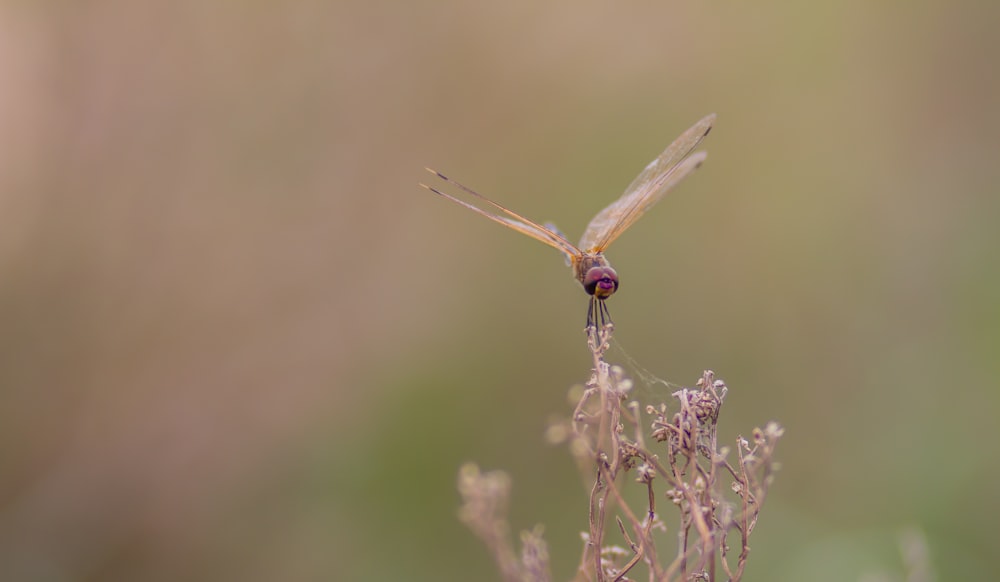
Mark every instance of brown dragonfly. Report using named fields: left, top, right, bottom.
left=421, top=114, right=715, bottom=329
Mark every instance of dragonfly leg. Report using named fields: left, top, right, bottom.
left=598, top=299, right=614, bottom=329
left=586, top=297, right=615, bottom=331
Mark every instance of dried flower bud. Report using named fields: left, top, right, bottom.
left=636, top=463, right=655, bottom=484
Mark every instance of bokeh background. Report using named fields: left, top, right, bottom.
left=1, top=1, right=998, bottom=580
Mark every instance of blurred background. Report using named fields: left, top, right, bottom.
left=1, top=1, right=998, bottom=580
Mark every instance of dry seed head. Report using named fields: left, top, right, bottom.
left=690, top=390, right=721, bottom=424
left=694, top=475, right=706, bottom=493
left=569, top=437, right=590, bottom=459
left=764, top=421, right=785, bottom=438
left=545, top=422, right=569, bottom=445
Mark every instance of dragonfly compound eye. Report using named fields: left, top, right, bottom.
left=583, top=266, right=619, bottom=299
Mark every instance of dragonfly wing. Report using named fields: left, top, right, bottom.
left=580, top=152, right=707, bottom=252
left=421, top=172, right=580, bottom=260
left=579, top=114, right=715, bottom=251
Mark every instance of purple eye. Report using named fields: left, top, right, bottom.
left=583, top=266, right=619, bottom=299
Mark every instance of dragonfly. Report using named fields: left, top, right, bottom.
left=421, top=113, right=715, bottom=330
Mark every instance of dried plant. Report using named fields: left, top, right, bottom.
left=457, top=323, right=783, bottom=581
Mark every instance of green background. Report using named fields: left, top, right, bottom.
left=1, top=1, right=997, bottom=580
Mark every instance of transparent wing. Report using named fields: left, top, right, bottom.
left=421, top=168, right=581, bottom=260
left=579, top=113, right=715, bottom=252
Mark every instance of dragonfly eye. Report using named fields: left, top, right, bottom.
left=583, top=266, right=619, bottom=299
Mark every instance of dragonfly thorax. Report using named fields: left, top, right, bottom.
left=576, top=253, right=619, bottom=300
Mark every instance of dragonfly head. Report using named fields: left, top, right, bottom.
left=583, top=266, right=619, bottom=300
